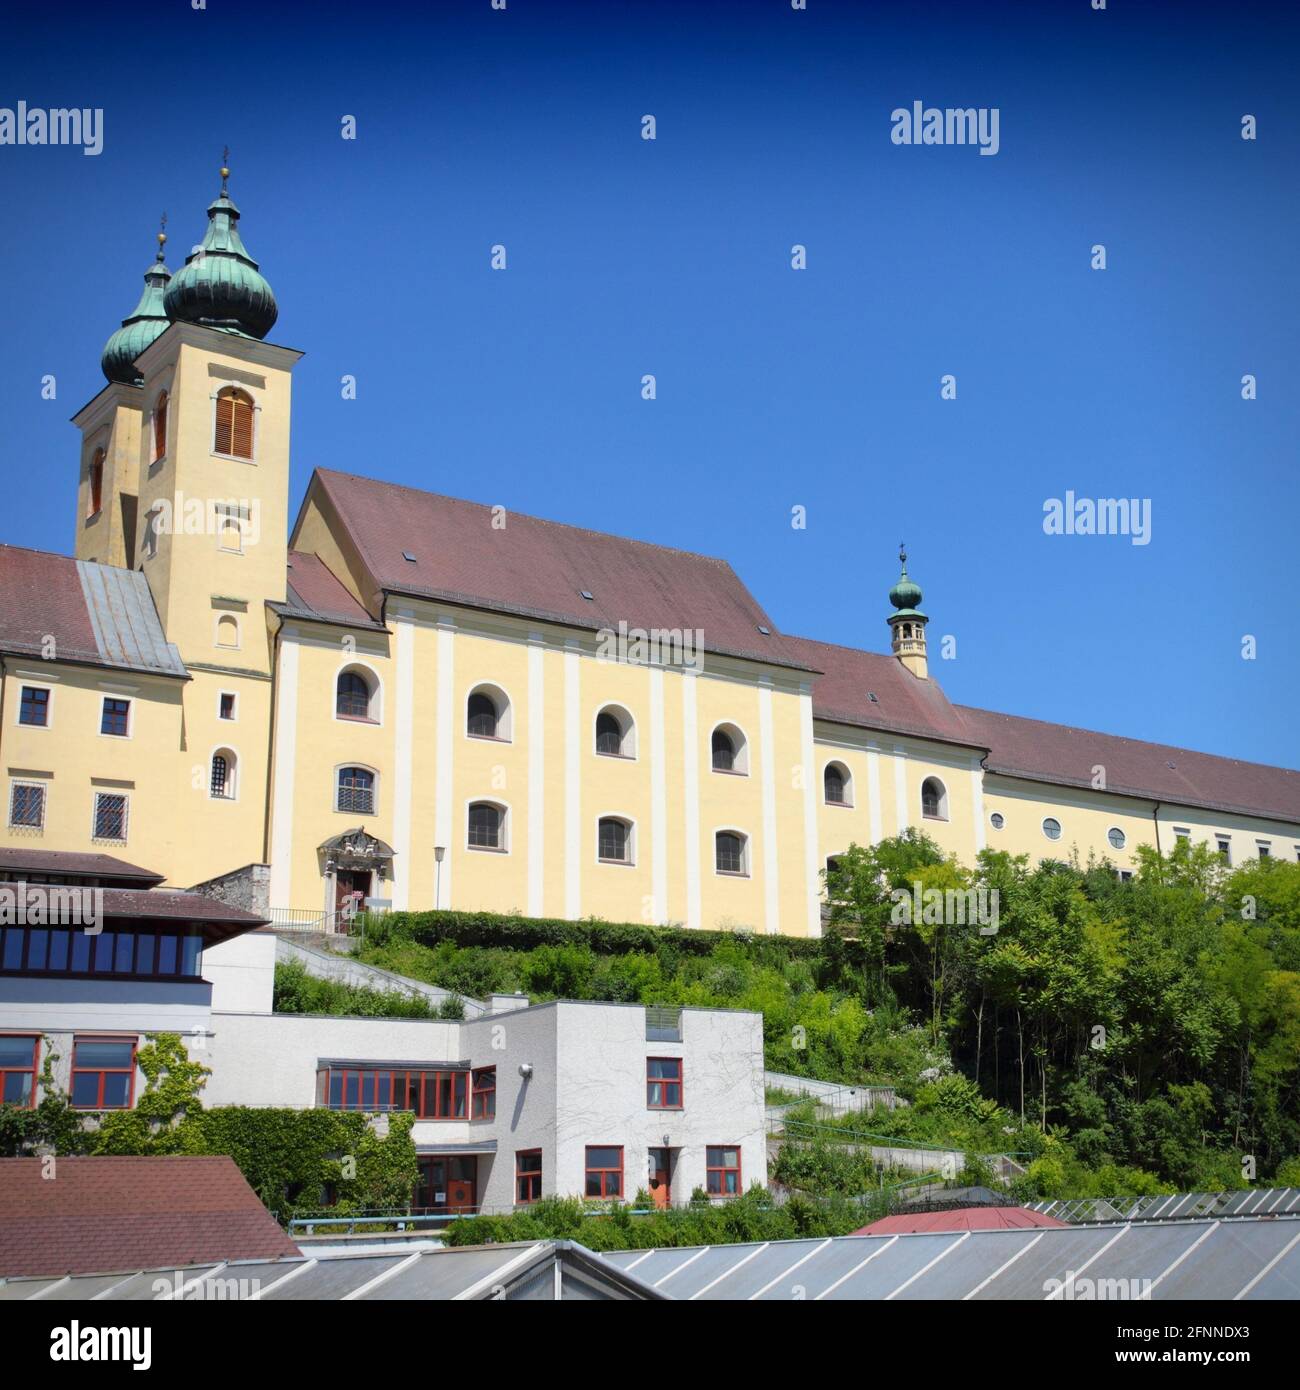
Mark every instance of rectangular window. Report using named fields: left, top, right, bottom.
left=0, top=1035, right=39, bottom=1108
left=1217, top=837, right=1232, bottom=864
left=646, top=1006, right=682, bottom=1043
left=515, top=1149, right=542, bottom=1205
left=471, top=1066, right=496, bottom=1120
left=100, top=698, right=131, bottom=737
left=647, top=1057, right=683, bottom=1109
left=9, top=782, right=45, bottom=830
left=0, top=931, right=200, bottom=980
left=70, top=1036, right=136, bottom=1110
left=317, top=1066, right=469, bottom=1118
left=18, top=687, right=49, bottom=727
left=219, top=693, right=236, bottom=720
left=93, top=793, right=128, bottom=842
left=1173, top=827, right=1190, bottom=842
left=1258, top=842, right=1272, bottom=859
left=706, top=1146, right=742, bottom=1197
left=584, top=1146, right=624, bottom=1199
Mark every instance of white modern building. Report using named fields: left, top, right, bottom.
left=0, top=848, right=767, bottom=1215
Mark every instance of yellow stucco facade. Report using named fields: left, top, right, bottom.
left=3, top=271, right=1298, bottom=938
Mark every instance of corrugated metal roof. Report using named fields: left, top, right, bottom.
left=77, top=559, right=187, bottom=677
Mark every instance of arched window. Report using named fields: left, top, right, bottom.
left=210, top=750, right=236, bottom=800
left=711, top=728, right=735, bottom=771
left=152, top=390, right=169, bottom=462
left=467, top=691, right=498, bottom=738
left=598, top=817, right=632, bottom=863
left=215, top=614, right=239, bottom=648
left=824, top=762, right=850, bottom=806
left=711, top=723, right=749, bottom=774
left=336, top=670, right=373, bottom=721
left=715, top=831, right=748, bottom=875
left=214, top=387, right=255, bottom=460
left=336, top=766, right=375, bottom=815
left=468, top=801, right=505, bottom=850
left=595, top=710, right=624, bottom=756
left=921, top=777, right=948, bottom=821
left=86, top=449, right=104, bottom=519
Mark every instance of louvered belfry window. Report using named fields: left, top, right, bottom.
left=214, top=388, right=255, bottom=459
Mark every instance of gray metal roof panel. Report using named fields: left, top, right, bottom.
left=360, top=1246, right=528, bottom=1300
left=76, top=559, right=187, bottom=677
left=261, top=1254, right=407, bottom=1300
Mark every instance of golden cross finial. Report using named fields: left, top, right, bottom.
left=899, top=542, right=908, bottom=568
left=220, top=147, right=230, bottom=190
left=157, top=211, right=167, bottom=250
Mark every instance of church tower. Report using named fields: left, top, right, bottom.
left=887, top=546, right=928, bottom=679
left=72, top=222, right=172, bottom=568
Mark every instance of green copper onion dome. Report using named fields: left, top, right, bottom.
left=888, top=546, right=925, bottom=618
left=163, top=156, right=278, bottom=339
left=100, top=223, right=172, bottom=385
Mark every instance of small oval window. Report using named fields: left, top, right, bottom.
left=1042, top=817, right=1062, bottom=841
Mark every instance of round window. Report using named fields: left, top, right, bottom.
left=1042, top=817, right=1062, bottom=841
left=990, top=812, right=1005, bottom=830
left=1107, top=826, right=1126, bottom=850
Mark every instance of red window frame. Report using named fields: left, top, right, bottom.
left=706, top=1145, right=742, bottom=1197
left=471, top=1066, right=496, bottom=1120
left=584, top=1146, right=624, bottom=1199
left=0, top=1034, right=39, bottom=1109
left=646, top=1056, right=683, bottom=1110
left=100, top=698, right=130, bottom=737
left=515, top=1149, right=542, bottom=1204
left=318, top=1066, right=468, bottom=1119
left=69, top=1035, right=136, bottom=1111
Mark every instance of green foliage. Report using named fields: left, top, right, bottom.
left=273, top=958, right=441, bottom=1019
left=444, top=1184, right=872, bottom=1250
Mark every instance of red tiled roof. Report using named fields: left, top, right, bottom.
left=959, top=705, right=1300, bottom=826
left=0, top=544, right=186, bottom=677
left=309, top=469, right=813, bottom=670
left=784, top=634, right=979, bottom=748
left=283, top=550, right=381, bottom=628
left=855, top=1206, right=1069, bottom=1236
left=0, top=848, right=163, bottom=885
left=0, top=1156, right=300, bottom=1277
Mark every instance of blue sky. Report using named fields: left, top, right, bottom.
left=1, top=0, right=1296, bottom=767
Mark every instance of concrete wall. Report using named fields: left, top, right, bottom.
left=204, top=931, right=277, bottom=1015
left=0, top=975, right=212, bottom=1035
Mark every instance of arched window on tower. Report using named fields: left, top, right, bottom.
left=210, top=750, right=237, bottom=800
left=336, top=670, right=374, bottom=721
left=152, top=390, right=169, bottom=462
left=214, top=387, right=255, bottom=460
left=467, top=691, right=499, bottom=738
left=86, top=449, right=104, bottom=520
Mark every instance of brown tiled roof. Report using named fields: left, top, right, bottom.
left=281, top=550, right=383, bottom=629
left=785, top=634, right=980, bottom=748
left=99, top=888, right=269, bottom=930
left=0, top=545, right=186, bottom=678
left=0, top=1156, right=299, bottom=1277
left=958, top=705, right=1300, bottom=826
left=0, top=848, right=163, bottom=886
left=310, top=470, right=813, bottom=670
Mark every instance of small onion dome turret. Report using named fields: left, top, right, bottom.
left=163, top=157, right=277, bottom=339
left=100, top=225, right=172, bottom=385
left=888, top=546, right=925, bottom=619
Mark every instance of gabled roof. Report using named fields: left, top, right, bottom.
left=0, top=1156, right=299, bottom=1278
left=277, top=550, right=385, bottom=630
left=0, top=546, right=186, bottom=679
left=783, top=634, right=979, bottom=749
left=958, top=704, right=1300, bottom=826
left=308, top=469, right=813, bottom=670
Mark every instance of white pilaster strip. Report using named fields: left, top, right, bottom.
left=970, top=754, right=986, bottom=854
left=391, top=607, right=415, bottom=909
left=650, top=665, right=668, bottom=923
left=268, top=624, right=300, bottom=908
left=798, top=685, right=820, bottom=937
left=527, top=633, right=546, bottom=917
left=758, top=679, right=781, bottom=935
left=564, top=639, right=581, bottom=919
left=435, top=615, right=456, bottom=908
left=893, top=746, right=909, bottom=834
left=682, top=670, right=701, bottom=929
left=866, top=742, right=883, bottom=844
